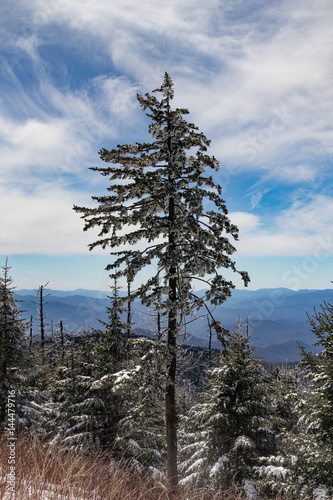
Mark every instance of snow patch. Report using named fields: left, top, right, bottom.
left=244, top=480, right=258, bottom=500
left=210, top=455, right=229, bottom=477
left=262, top=465, right=287, bottom=478
left=233, top=435, right=254, bottom=451
left=313, top=487, right=330, bottom=499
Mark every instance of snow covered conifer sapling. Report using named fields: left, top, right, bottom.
left=179, top=321, right=274, bottom=490
left=0, top=259, right=27, bottom=426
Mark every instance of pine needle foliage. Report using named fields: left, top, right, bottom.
left=111, top=337, right=168, bottom=470
left=47, top=330, right=99, bottom=450
left=48, top=286, right=127, bottom=452
left=0, top=259, right=27, bottom=425
left=179, top=322, right=274, bottom=490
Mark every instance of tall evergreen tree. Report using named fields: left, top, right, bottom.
left=73, top=73, right=249, bottom=490
left=0, top=259, right=27, bottom=425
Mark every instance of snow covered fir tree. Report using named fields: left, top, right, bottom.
left=73, top=72, right=249, bottom=491
left=99, top=336, right=168, bottom=470
left=47, top=281, right=128, bottom=451
left=179, top=321, right=275, bottom=491
left=0, top=260, right=49, bottom=435
left=0, top=259, right=27, bottom=426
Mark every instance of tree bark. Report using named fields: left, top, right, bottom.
left=39, top=286, right=45, bottom=363
left=208, top=317, right=212, bottom=372
left=60, top=320, right=64, bottom=360
left=29, top=315, right=33, bottom=348
left=126, top=278, right=131, bottom=354
left=165, top=195, right=178, bottom=493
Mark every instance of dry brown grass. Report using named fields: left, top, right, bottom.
left=0, top=433, right=279, bottom=499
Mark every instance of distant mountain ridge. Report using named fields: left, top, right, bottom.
left=15, top=287, right=331, bottom=363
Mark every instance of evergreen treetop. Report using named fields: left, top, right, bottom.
left=74, top=72, right=249, bottom=308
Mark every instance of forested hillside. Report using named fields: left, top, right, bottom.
left=14, top=287, right=326, bottom=362
left=1, top=260, right=332, bottom=498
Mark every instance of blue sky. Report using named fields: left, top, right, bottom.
left=1, top=0, right=333, bottom=291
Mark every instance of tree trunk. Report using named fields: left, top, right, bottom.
left=208, top=317, right=212, bottom=372
left=29, top=315, right=33, bottom=348
left=39, top=287, right=45, bottom=363
left=60, top=320, right=64, bottom=360
left=126, top=278, right=131, bottom=354
left=165, top=195, right=178, bottom=493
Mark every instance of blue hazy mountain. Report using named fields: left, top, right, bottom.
left=15, top=287, right=331, bottom=362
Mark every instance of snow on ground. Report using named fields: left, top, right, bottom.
left=313, top=487, right=330, bottom=500
left=244, top=480, right=258, bottom=500
left=0, top=473, right=95, bottom=500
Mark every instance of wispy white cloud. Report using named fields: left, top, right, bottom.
left=0, top=185, right=101, bottom=255
left=231, top=193, right=333, bottom=257
left=266, top=164, right=317, bottom=184
left=0, top=70, right=141, bottom=189
left=276, top=193, right=333, bottom=236
left=229, top=211, right=261, bottom=234
left=250, top=191, right=266, bottom=209
left=3, top=0, right=333, bottom=175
